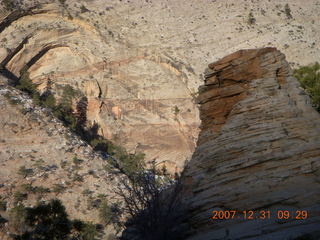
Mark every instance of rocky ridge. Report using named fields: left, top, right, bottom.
left=179, top=48, right=320, bottom=240
left=0, top=75, right=122, bottom=238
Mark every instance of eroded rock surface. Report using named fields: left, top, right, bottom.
left=2, top=0, right=320, bottom=172
left=180, top=48, right=320, bottom=240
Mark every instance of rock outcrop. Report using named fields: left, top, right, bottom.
left=180, top=48, right=320, bottom=240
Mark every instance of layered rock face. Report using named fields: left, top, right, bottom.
left=180, top=48, right=320, bottom=240
left=0, top=3, right=200, bottom=173
left=2, top=0, right=320, bottom=172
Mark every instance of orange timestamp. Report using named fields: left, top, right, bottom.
left=211, top=210, right=308, bottom=220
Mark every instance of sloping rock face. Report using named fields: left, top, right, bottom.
left=180, top=48, right=320, bottom=240
left=0, top=76, right=122, bottom=238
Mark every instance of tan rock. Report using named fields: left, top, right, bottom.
left=180, top=48, right=320, bottom=240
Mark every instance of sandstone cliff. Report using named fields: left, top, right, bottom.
left=1, top=0, right=320, bottom=173
left=180, top=48, right=320, bottom=240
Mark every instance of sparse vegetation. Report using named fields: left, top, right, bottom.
left=0, top=200, right=7, bottom=211
left=174, top=105, right=180, bottom=115
left=294, top=62, right=320, bottom=112
left=80, top=4, right=89, bottom=13
left=285, top=3, right=293, bottom=19
left=73, top=173, right=84, bottom=182
left=8, top=199, right=101, bottom=240
left=9, top=204, right=27, bottom=234
left=4, top=93, right=21, bottom=105
left=15, top=67, right=83, bottom=131
left=247, top=11, right=256, bottom=25
left=73, top=155, right=84, bottom=165
left=17, top=166, right=34, bottom=178
left=53, top=183, right=67, bottom=194
left=2, top=0, right=19, bottom=11
left=58, top=0, right=67, bottom=5
left=21, top=184, right=50, bottom=195
left=99, top=200, right=115, bottom=225
left=13, top=191, right=28, bottom=204
left=114, top=163, right=185, bottom=240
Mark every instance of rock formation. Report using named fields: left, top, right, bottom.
left=2, top=0, right=320, bottom=173
left=180, top=48, right=320, bottom=240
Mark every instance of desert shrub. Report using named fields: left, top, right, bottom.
left=99, top=200, right=112, bottom=224
left=13, top=191, right=28, bottom=205
left=247, top=12, right=256, bottom=25
left=116, top=167, right=185, bottom=240
left=52, top=183, right=66, bottom=194
left=9, top=200, right=101, bottom=240
left=285, top=3, right=293, bottom=19
left=91, top=137, right=145, bottom=177
left=80, top=5, right=89, bottom=13
left=99, top=200, right=117, bottom=225
left=72, top=220, right=100, bottom=240
left=174, top=106, right=180, bottom=115
left=12, top=199, right=70, bottom=240
left=16, top=69, right=81, bottom=131
left=73, top=156, right=83, bottom=165
left=42, top=93, right=56, bottom=109
left=58, top=0, right=67, bottom=5
left=9, top=204, right=27, bottom=234
left=4, top=93, right=21, bottom=105
left=21, top=184, right=50, bottom=195
left=16, top=68, right=41, bottom=105
left=0, top=200, right=7, bottom=211
left=73, top=173, right=84, bottom=182
left=2, top=0, right=18, bottom=11
left=82, top=189, right=93, bottom=196
left=294, top=62, right=320, bottom=112
left=17, top=166, right=34, bottom=178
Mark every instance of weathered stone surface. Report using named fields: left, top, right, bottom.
left=2, top=0, right=320, bottom=173
left=180, top=48, right=320, bottom=240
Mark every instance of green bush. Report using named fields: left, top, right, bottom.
left=285, top=3, right=293, bottom=19
left=72, top=219, right=100, bottom=240
left=80, top=5, right=89, bottom=13
left=17, top=166, right=34, bottom=178
left=15, top=199, right=71, bottom=240
left=4, top=93, right=21, bottom=105
left=247, top=12, right=256, bottom=25
left=2, top=0, right=16, bottom=11
left=16, top=68, right=41, bottom=105
left=294, top=62, right=320, bottom=112
left=53, top=183, right=66, bottom=194
left=73, top=156, right=84, bottom=165
left=9, top=200, right=101, bottom=240
left=174, top=106, right=180, bottom=115
left=73, top=173, right=84, bottom=182
left=13, top=191, right=28, bottom=204
left=42, top=93, right=56, bottom=109
left=99, top=200, right=116, bottom=225
left=16, top=69, right=81, bottom=132
left=0, top=200, right=7, bottom=211
left=9, top=204, right=27, bottom=234
left=90, top=137, right=145, bottom=177
left=21, top=184, right=50, bottom=195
